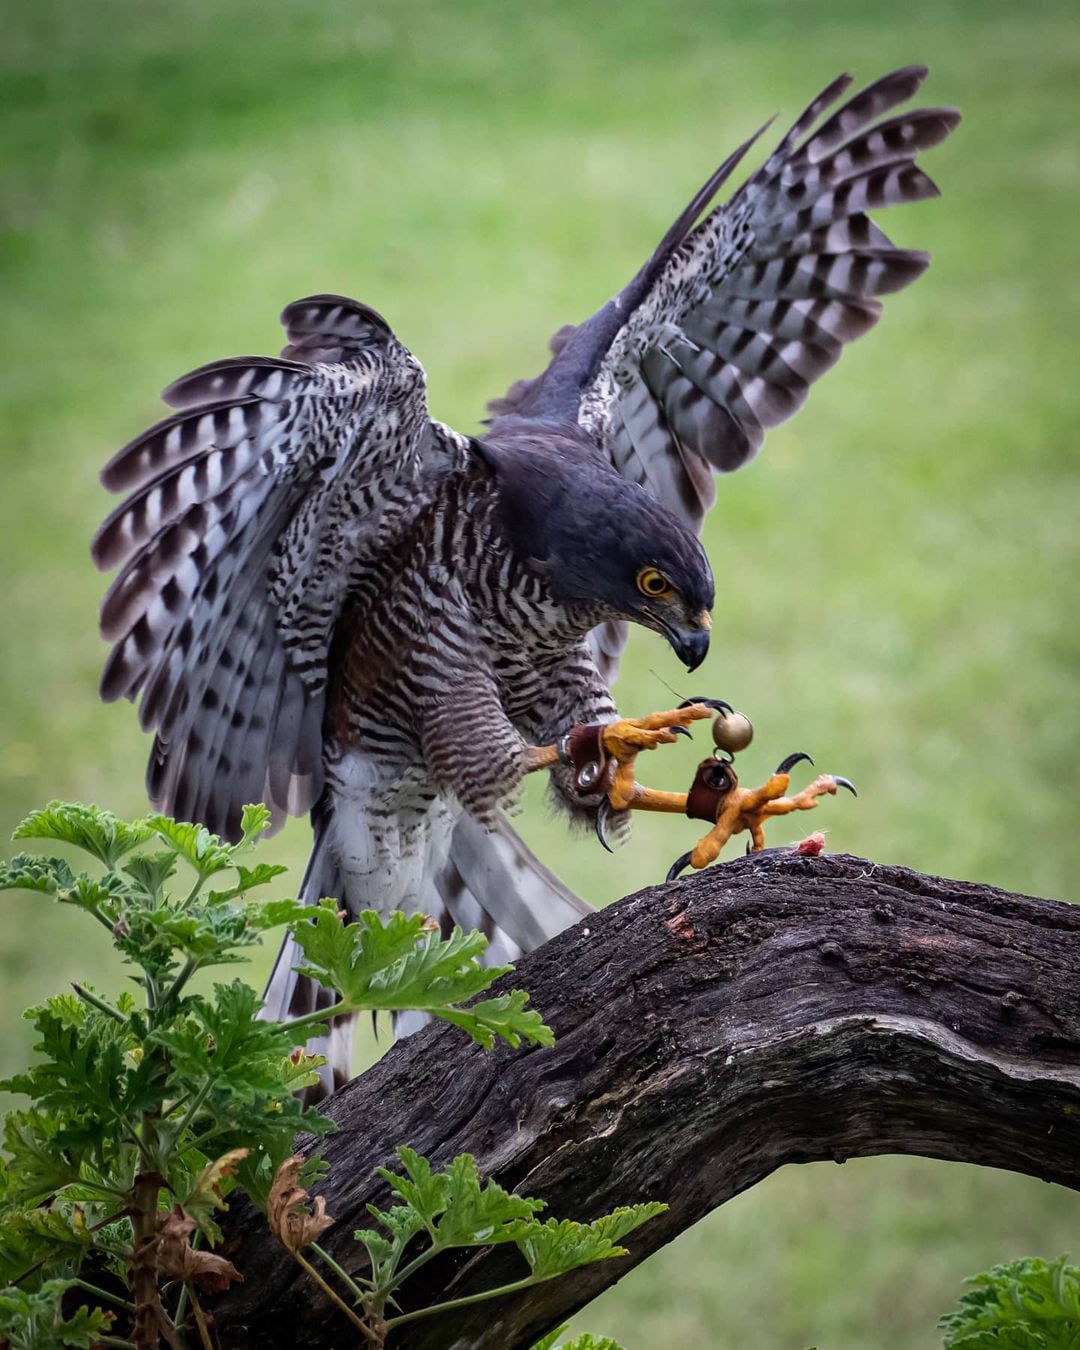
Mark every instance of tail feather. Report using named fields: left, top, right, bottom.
left=260, top=806, right=352, bottom=1102
left=439, top=812, right=590, bottom=953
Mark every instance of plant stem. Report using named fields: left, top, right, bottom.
left=280, top=1003, right=354, bottom=1034
left=96, top=1337, right=138, bottom=1349
left=128, top=1168, right=165, bottom=1350
left=188, top=1287, right=214, bottom=1350
left=390, top=1241, right=443, bottom=1291
left=160, top=956, right=199, bottom=1008
left=168, top=1075, right=216, bottom=1143
left=384, top=1273, right=546, bottom=1329
left=291, top=1248, right=378, bottom=1343
left=70, top=1277, right=136, bottom=1313
left=310, top=1241, right=372, bottom=1301
left=174, top=1279, right=189, bottom=1331
left=71, top=982, right=127, bottom=1023
left=86, top=903, right=122, bottom=936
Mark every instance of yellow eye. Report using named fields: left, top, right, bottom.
left=636, top=567, right=671, bottom=598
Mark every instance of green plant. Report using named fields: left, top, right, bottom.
left=0, top=801, right=662, bottom=1348
left=939, top=1256, right=1080, bottom=1349
left=531, top=1329, right=625, bottom=1350
left=271, top=1143, right=662, bottom=1345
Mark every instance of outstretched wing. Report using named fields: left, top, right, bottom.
left=93, top=295, right=468, bottom=840
left=491, top=67, right=959, bottom=592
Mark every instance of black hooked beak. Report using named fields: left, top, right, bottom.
left=668, top=612, right=711, bottom=673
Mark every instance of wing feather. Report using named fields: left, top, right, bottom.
left=94, top=294, right=467, bottom=839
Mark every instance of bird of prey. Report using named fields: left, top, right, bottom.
left=93, top=67, right=958, bottom=1092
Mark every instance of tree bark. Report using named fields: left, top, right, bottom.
left=213, top=853, right=1080, bottom=1349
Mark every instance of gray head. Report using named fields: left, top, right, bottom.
left=475, top=426, right=714, bottom=670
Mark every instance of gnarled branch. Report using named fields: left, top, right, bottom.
left=213, top=853, right=1080, bottom=1348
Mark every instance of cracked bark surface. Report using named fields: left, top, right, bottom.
left=212, top=853, right=1080, bottom=1349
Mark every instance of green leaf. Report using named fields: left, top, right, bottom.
left=376, top=1146, right=447, bottom=1231
left=0, top=856, right=122, bottom=919
left=12, top=802, right=154, bottom=869
left=531, top=1328, right=569, bottom=1350
left=247, top=897, right=317, bottom=931
left=233, top=862, right=290, bottom=893
left=514, top=1204, right=667, bottom=1281
left=0, top=854, right=77, bottom=896
left=122, top=850, right=179, bottom=899
left=143, top=813, right=238, bottom=880
left=371, top=1147, right=542, bottom=1250
left=290, top=909, right=553, bottom=1049
left=940, top=1257, right=1080, bottom=1349
left=0, top=1279, right=114, bottom=1348
left=352, top=1225, right=396, bottom=1287
left=240, top=803, right=273, bottom=847
left=438, top=989, right=555, bottom=1052
left=530, top=1333, right=625, bottom=1350
left=0, top=1204, right=96, bottom=1285
left=432, top=1153, right=544, bottom=1247
left=0, top=1111, right=85, bottom=1209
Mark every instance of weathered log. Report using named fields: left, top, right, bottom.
left=213, top=853, right=1080, bottom=1348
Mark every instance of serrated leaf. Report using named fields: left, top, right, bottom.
left=12, top=803, right=154, bottom=869
left=377, top=1146, right=447, bottom=1230
left=122, top=850, right=179, bottom=899
left=530, top=1333, right=626, bottom=1350
left=353, top=1225, right=396, bottom=1284
left=290, top=911, right=553, bottom=1049
left=234, top=863, right=290, bottom=892
left=0, top=1112, right=85, bottom=1208
left=248, top=897, right=317, bottom=931
left=0, top=854, right=77, bottom=896
left=0, top=1280, right=114, bottom=1348
left=438, top=990, right=555, bottom=1051
left=240, top=802, right=274, bottom=846
left=143, top=814, right=236, bottom=880
left=940, top=1257, right=1080, bottom=1348
left=0, top=1204, right=96, bottom=1285
left=531, top=1328, right=569, bottom=1350
left=514, top=1203, right=667, bottom=1280
left=432, top=1153, right=544, bottom=1247
left=182, top=1147, right=251, bottom=1243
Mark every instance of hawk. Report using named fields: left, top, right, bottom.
left=92, top=67, right=958, bottom=1091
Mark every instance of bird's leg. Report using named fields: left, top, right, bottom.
left=600, top=704, right=712, bottom=812
left=523, top=704, right=717, bottom=853
left=521, top=703, right=711, bottom=790
left=669, top=752, right=857, bottom=879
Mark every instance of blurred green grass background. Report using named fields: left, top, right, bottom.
left=1, top=0, right=1078, bottom=1345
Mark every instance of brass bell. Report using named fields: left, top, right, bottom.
left=711, top=709, right=754, bottom=755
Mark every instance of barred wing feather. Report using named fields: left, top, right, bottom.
left=93, top=294, right=467, bottom=840
left=593, top=66, right=958, bottom=525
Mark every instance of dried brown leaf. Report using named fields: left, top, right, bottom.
left=267, top=1155, right=334, bottom=1254
left=157, top=1207, right=244, bottom=1294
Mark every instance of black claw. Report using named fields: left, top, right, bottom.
left=670, top=724, right=693, bottom=739
left=832, top=775, right=858, bottom=797
left=776, top=751, right=814, bottom=776
left=595, top=800, right=614, bottom=854
left=678, top=697, right=733, bottom=714
left=666, top=850, right=693, bottom=883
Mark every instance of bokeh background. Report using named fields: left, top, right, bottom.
left=2, top=0, right=1078, bottom=1345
